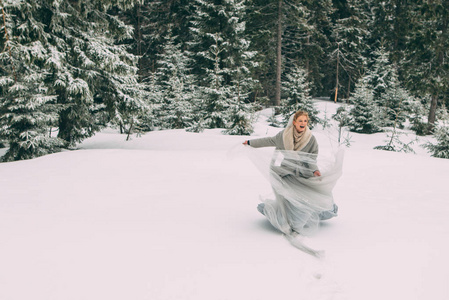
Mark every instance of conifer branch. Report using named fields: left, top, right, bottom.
left=0, top=0, right=16, bottom=83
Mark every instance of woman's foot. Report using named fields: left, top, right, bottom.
left=257, top=203, right=265, bottom=215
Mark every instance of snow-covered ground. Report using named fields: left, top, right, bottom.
left=1, top=100, right=448, bottom=300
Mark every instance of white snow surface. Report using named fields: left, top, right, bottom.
left=1, top=100, right=449, bottom=300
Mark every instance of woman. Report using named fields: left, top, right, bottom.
left=243, top=110, right=339, bottom=237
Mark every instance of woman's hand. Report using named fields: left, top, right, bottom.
left=243, top=140, right=249, bottom=145
left=313, top=170, right=321, bottom=177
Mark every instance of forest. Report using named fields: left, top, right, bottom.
left=1, top=0, right=448, bottom=161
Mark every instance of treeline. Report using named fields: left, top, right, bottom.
left=1, top=0, right=448, bottom=161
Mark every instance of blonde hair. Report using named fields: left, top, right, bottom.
left=293, top=110, right=309, bottom=122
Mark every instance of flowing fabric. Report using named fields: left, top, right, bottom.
left=236, top=144, right=345, bottom=257
left=264, top=149, right=344, bottom=234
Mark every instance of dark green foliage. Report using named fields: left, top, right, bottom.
left=0, top=1, right=65, bottom=161
left=1, top=0, right=146, bottom=160
left=188, top=0, right=257, bottom=133
left=1, top=0, right=448, bottom=161
left=400, top=1, right=449, bottom=127
left=424, top=125, right=449, bottom=159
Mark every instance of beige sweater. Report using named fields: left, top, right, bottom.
left=248, top=126, right=318, bottom=154
left=248, top=126, right=319, bottom=177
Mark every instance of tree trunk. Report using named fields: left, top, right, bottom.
left=126, top=118, right=134, bottom=141
left=427, top=93, right=438, bottom=131
left=347, top=78, right=351, bottom=100
left=1, top=4, right=17, bottom=82
left=427, top=16, right=447, bottom=131
left=334, top=42, right=339, bottom=102
left=305, top=35, right=310, bottom=76
left=135, top=3, right=143, bottom=78
left=275, top=0, right=282, bottom=107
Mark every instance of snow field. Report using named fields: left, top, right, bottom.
left=1, top=100, right=449, bottom=300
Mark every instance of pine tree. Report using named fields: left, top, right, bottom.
left=280, top=66, right=319, bottom=128
left=381, top=75, right=412, bottom=129
left=401, top=0, right=449, bottom=131
left=369, top=46, right=411, bottom=128
left=245, top=0, right=278, bottom=102
left=223, top=68, right=256, bottom=135
left=121, top=0, right=195, bottom=83
left=195, top=33, right=231, bottom=130
left=348, top=76, right=382, bottom=134
left=1, top=0, right=145, bottom=154
left=223, top=100, right=254, bottom=135
left=369, top=46, right=395, bottom=104
left=424, top=125, right=449, bottom=159
left=0, top=0, right=65, bottom=161
left=223, top=0, right=257, bottom=135
left=246, top=0, right=312, bottom=105
left=155, top=30, right=196, bottom=129
left=189, top=0, right=257, bottom=132
left=408, top=95, right=430, bottom=136
left=142, top=70, right=163, bottom=131
left=328, top=0, right=370, bottom=101
left=301, top=0, right=334, bottom=96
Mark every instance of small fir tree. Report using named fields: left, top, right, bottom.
left=143, top=71, right=163, bottom=131
left=408, top=95, right=430, bottom=136
left=424, top=105, right=449, bottom=158
left=381, top=78, right=412, bottom=129
left=348, top=76, right=382, bottom=134
left=223, top=100, right=254, bottom=135
left=424, top=125, right=449, bottom=159
left=155, top=31, right=196, bottom=129
left=191, top=32, right=231, bottom=130
left=369, top=46, right=395, bottom=104
left=223, top=71, right=255, bottom=136
left=369, top=47, right=411, bottom=128
left=332, top=105, right=351, bottom=146
left=0, top=70, right=65, bottom=161
left=280, top=66, right=319, bottom=128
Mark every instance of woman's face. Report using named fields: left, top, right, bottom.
left=293, top=115, right=308, bottom=132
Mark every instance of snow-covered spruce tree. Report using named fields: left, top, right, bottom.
left=425, top=106, right=449, bottom=158
left=380, top=75, right=412, bottom=129
left=329, top=0, right=370, bottom=101
left=401, top=1, right=449, bottom=132
left=53, top=1, right=146, bottom=146
left=246, top=0, right=313, bottom=106
left=155, top=30, right=195, bottom=130
left=2, top=0, right=142, bottom=148
left=424, top=124, right=449, bottom=159
left=223, top=0, right=258, bottom=135
left=280, top=66, right=319, bottom=128
left=299, top=0, right=334, bottom=96
left=1, top=0, right=146, bottom=151
left=189, top=0, right=257, bottom=132
left=141, top=71, right=162, bottom=131
left=369, top=46, right=395, bottom=103
left=374, top=87, right=416, bottom=154
left=332, top=105, right=352, bottom=146
left=113, top=80, right=151, bottom=140
left=348, top=76, right=382, bottom=134
left=408, top=95, right=430, bottom=136
left=194, top=33, right=231, bottom=130
left=223, top=73, right=255, bottom=135
left=0, top=0, right=65, bottom=161
left=368, top=46, right=411, bottom=128
left=120, top=0, right=195, bottom=84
